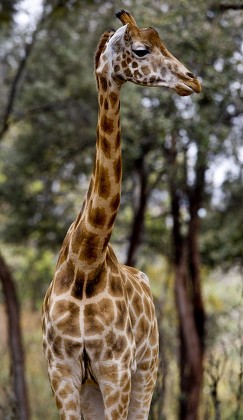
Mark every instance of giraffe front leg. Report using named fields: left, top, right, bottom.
left=95, top=362, right=132, bottom=420
left=128, top=346, right=159, bottom=420
left=48, top=358, right=82, bottom=420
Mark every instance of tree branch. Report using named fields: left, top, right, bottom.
left=0, top=12, right=47, bottom=140
left=218, top=3, right=243, bottom=11
left=210, top=2, right=243, bottom=13
left=0, top=2, right=66, bottom=141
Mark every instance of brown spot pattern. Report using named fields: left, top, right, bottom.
left=113, top=156, right=122, bottom=183
left=107, top=213, right=117, bottom=230
left=125, top=279, right=134, bottom=299
left=57, top=242, right=69, bottom=266
left=86, top=270, right=107, bottom=298
left=141, top=65, right=150, bottom=75
left=149, top=76, right=156, bottom=84
left=105, top=330, right=116, bottom=347
left=54, top=300, right=80, bottom=337
left=84, top=299, right=114, bottom=335
left=84, top=305, right=105, bottom=336
left=109, top=276, right=123, bottom=297
left=102, top=235, right=110, bottom=252
left=94, top=30, right=113, bottom=69
left=106, top=250, right=119, bottom=274
left=71, top=277, right=84, bottom=299
left=53, top=265, right=74, bottom=295
left=124, top=68, right=132, bottom=77
left=95, top=163, right=111, bottom=199
left=134, top=70, right=143, bottom=79
left=136, top=317, right=148, bottom=346
left=143, top=296, right=152, bottom=319
left=100, top=115, right=114, bottom=135
left=104, top=98, right=109, bottom=110
left=99, top=136, right=111, bottom=159
left=100, top=76, right=108, bottom=91
left=109, top=91, right=118, bottom=107
left=133, top=291, right=143, bottom=317
left=85, top=338, right=104, bottom=359
left=88, top=205, right=107, bottom=228
left=53, top=336, right=63, bottom=357
left=65, top=401, right=77, bottom=411
left=75, top=226, right=100, bottom=264
left=64, top=340, right=80, bottom=358
left=105, top=391, right=120, bottom=407
left=115, top=301, right=127, bottom=330
left=110, top=193, right=120, bottom=212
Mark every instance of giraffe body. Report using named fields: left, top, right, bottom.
left=43, top=244, right=157, bottom=419
left=42, top=10, right=201, bottom=420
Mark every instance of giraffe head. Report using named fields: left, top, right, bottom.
left=96, top=9, right=201, bottom=96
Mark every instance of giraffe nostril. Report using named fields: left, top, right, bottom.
left=186, top=72, right=195, bottom=79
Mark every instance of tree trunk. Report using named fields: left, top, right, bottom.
left=167, top=134, right=205, bottom=420
left=188, top=197, right=205, bottom=349
left=174, top=246, right=204, bottom=420
left=0, top=253, right=29, bottom=420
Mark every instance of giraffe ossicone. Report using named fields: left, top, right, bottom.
left=42, top=9, right=201, bottom=420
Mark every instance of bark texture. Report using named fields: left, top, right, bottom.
left=0, top=253, right=29, bottom=420
left=167, top=134, right=205, bottom=420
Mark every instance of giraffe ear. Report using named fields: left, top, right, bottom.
left=107, top=24, right=128, bottom=52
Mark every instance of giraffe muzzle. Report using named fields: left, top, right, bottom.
left=176, top=76, right=202, bottom=96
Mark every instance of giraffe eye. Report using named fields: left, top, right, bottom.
left=132, top=49, right=150, bottom=57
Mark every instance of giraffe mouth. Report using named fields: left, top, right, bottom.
left=176, top=84, right=193, bottom=96
left=176, top=79, right=202, bottom=96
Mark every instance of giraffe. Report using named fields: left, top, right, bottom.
left=42, top=9, right=201, bottom=420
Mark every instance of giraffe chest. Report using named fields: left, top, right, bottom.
left=43, top=255, right=157, bottom=372
left=82, top=265, right=157, bottom=369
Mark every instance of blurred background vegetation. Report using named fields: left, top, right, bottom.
left=0, top=0, right=242, bottom=419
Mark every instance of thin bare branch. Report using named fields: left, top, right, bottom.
left=0, top=2, right=66, bottom=140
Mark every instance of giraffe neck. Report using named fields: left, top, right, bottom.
left=69, top=75, right=122, bottom=272
left=92, top=75, right=122, bottom=218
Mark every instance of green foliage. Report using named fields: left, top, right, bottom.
left=0, top=0, right=18, bottom=24
left=13, top=247, right=55, bottom=310
left=201, top=173, right=243, bottom=268
left=0, top=0, right=242, bottom=264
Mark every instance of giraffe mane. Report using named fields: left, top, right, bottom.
left=94, top=30, right=115, bottom=69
